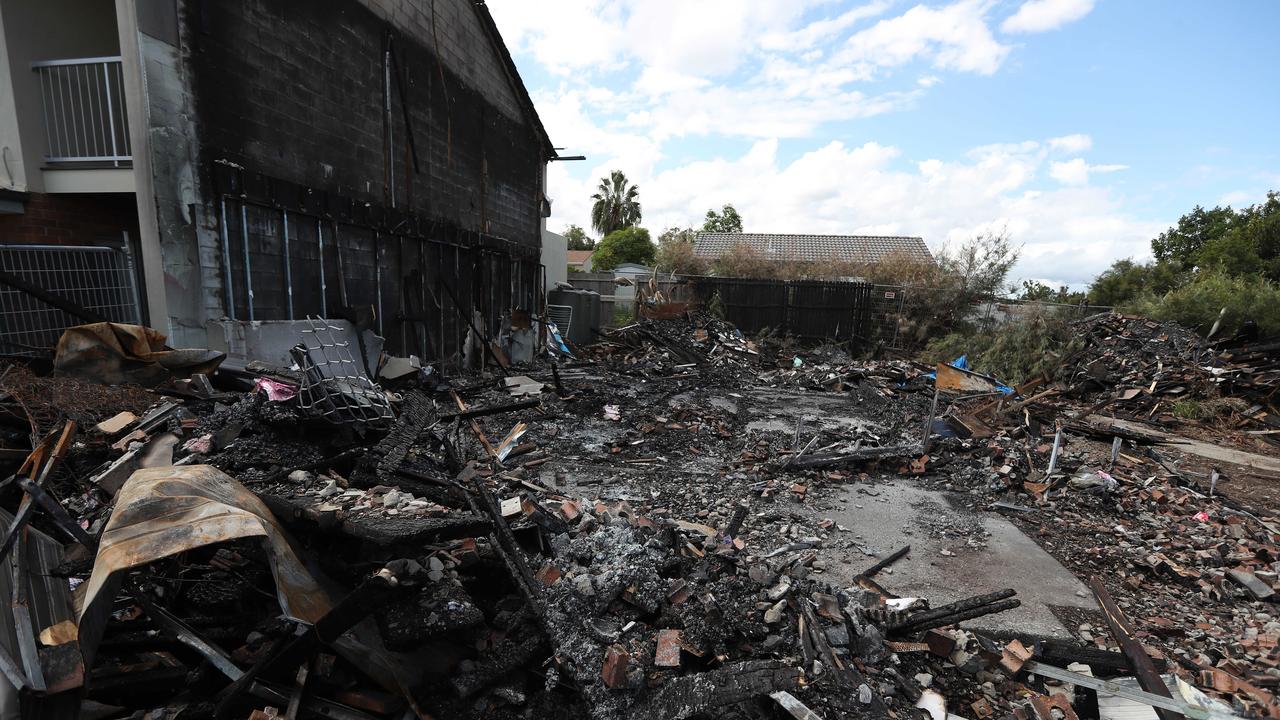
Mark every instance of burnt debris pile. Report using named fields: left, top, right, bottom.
left=0, top=312, right=1275, bottom=719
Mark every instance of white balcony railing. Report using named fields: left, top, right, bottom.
left=31, top=57, right=131, bottom=166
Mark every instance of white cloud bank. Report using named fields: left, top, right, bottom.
left=1049, top=157, right=1129, bottom=185
left=1001, top=0, right=1096, bottom=34
left=490, top=0, right=1143, bottom=289
left=547, top=136, right=1158, bottom=289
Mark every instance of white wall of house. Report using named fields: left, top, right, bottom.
left=542, top=228, right=568, bottom=290
left=0, top=0, right=126, bottom=193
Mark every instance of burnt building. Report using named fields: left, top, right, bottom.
left=0, top=0, right=555, bottom=361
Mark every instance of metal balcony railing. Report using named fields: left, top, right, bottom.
left=31, top=57, right=131, bottom=166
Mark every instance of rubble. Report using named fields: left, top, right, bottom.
left=0, top=312, right=1274, bottom=719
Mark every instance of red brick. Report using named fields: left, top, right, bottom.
left=601, top=644, right=629, bottom=689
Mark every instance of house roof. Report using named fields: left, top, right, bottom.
left=567, top=250, right=594, bottom=265
left=693, top=232, right=934, bottom=265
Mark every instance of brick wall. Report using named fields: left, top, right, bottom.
left=185, top=0, right=544, bottom=249
left=0, top=192, right=140, bottom=246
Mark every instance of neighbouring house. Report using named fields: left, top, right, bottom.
left=0, top=0, right=556, bottom=365
left=693, top=232, right=934, bottom=271
left=567, top=249, right=595, bottom=272
left=611, top=262, right=654, bottom=282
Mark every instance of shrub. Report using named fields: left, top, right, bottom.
left=655, top=230, right=707, bottom=275
left=921, top=309, right=1079, bottom=386
left=1126, top=271, right=1280, bottom=337
left=593, top=227, right=656, bottom=271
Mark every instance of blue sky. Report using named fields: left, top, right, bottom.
left=487, top=0, right=1280, bottom=288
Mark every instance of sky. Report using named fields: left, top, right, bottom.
left=486, top=0, right=1280, bottom=289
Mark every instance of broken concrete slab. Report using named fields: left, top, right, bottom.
left=817, top=480, right=1096, bottom=639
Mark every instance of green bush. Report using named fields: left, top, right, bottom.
left=1126, top=272, right=1280, bottom=337
left=593, top=227, right=656, bottom=272
left=922, top=310, right=1081, bottom=386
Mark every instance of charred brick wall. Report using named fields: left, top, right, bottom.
left=185, top=0, right=545, bottom=250
left=162, top=0, right=548, bottom=359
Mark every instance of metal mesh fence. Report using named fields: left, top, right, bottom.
left=0, top=244, right=142, bottom=356
left=866, top=284, right=1112, bottom=350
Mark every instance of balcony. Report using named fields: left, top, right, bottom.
left=31, top=57, right=131, bottom=168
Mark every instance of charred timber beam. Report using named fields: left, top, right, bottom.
left=889, top=588, right=1017, bottom=632
left=860, top=545, right=910, bottom=579
left=438, top=398, right=541, bottom=422
left=898, top=598, right=1022, bottom=633
left=1035, top=639, right=1166, bottom=675
left=628, top=660, right=804, bottom=720
left=1088, top=576, right=1184, bottom=720
left=214, top=574, right=396, bottom=718
left=788, top=443, right=922, bottom=469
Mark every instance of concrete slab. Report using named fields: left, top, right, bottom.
left=815, top=480, right=1096, bottom=639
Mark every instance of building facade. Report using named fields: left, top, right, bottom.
left=0, top=0, right=554, bottom=362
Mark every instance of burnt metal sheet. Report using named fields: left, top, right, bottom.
left=935, top=362, right=1004, bottom=394
left=0, top=508, right=78, bottom=720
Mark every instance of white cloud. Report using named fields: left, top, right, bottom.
left=490, top=1, right=1153, bottom=288
left=760, top=1, right=893, bottom=52
left=839, top=0, right=1011, bottom=76
left=1048, top=133, right=1092, bottom=153
left=485, top=0, right=626, bottom=74
left=634, top=67, right=710, bottom=97
left=548, top=137, right=1156, bottom=288
left=1219, top=190, right=1257, bottom=207
left=1001, top=0, right=1096, bottom=34
left=1049, top=158, right=1128, bottom=185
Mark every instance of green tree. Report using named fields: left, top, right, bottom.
left=701, top=204, right=743, bottom=233
left=655, top=226, right=705, bottom=274
left=563, top=224, right=594, bottom=250
left=1018, top=280, right=1085, bottom=304
left=1196, top=190, right=1280, bottom=281
left=937, top=230, right=1021, bottom=300
left=592, top=227, right=656, bottom=271
left=590, top=170, right=641, bottom=237
left=1151, top=205, right=1237, bottom=265
left=1129, top=271, right=1280, bottom=337
left=1087, top=258, right=1188, bottom=307
left=658, top=226, right=695, bottom=246
left=1195, top=230, right=1264, bottom=278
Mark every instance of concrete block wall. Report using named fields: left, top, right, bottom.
left=125, top=0, right=548, bottom=348
left=186, top=0, right=543, bottom=249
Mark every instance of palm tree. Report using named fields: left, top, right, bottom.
left=590, top=170, right=642, bottom=237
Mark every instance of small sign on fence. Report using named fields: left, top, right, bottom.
left=884, top=291, right=896, bottom=299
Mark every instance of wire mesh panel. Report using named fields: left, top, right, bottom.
left=292, top=317, right=394, bottom=432
left=0, top=244, right=142, bottom=356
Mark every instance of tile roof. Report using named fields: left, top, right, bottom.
left=693, top=233, right=934, bottom=265
left=567, top=250, right=595, bottom=265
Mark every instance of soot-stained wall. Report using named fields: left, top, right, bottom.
left=186, top=0, right=546, bottom=248
left=142, top=0, right=551, bottom=360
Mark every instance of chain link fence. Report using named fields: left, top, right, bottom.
left=866, top=284, right=1112, bottom=350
